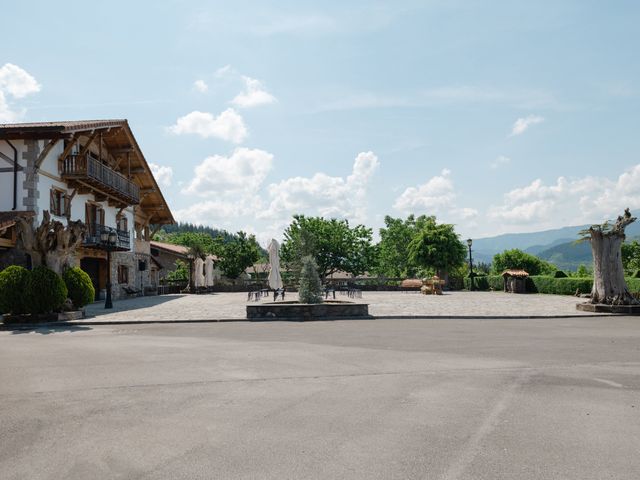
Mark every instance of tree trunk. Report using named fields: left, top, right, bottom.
left=588, top=209, right=638, bottom=305
left=15, top=211, right=86, bottom=274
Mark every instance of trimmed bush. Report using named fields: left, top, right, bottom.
left=298, top=256, right=323, bottom=304
left=0, top=265, right=30, bottom=314
left=25, top=266, right=68, bottom=314
left=63, top=267, right=95, bottom=309
left=626, top=277, right=640, bottom=293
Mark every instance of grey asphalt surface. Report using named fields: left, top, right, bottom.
left=1, top=317, right=639, bottom=480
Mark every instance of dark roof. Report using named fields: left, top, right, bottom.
left=502, top=269, right=529, bottom=277
left=0, top=211, right=35, bottom=230
left=0, top=120, right=127, bottom=136
left=0, top=119, right=174, bottom=225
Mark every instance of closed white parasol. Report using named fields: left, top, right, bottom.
left=205, top=256, right=214, bottom=287
left=194, top=257, right=205, bottom=288
left=268, top=239, right=283, bottom=290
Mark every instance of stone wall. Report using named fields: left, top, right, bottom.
left=22, top=140, right=40, bottom=216
left=109, top=252, right=155, bottom=300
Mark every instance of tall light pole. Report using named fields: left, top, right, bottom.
left=102, top=229, right=118, bottom=309
left=467, top=238, right=475, bottom=291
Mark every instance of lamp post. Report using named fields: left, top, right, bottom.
left=103, top=229, right=118, bottom=309
left=467, top=238, right=475, bottom=291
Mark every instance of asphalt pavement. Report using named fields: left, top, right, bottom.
left=1, top=316, right=639, bottom=479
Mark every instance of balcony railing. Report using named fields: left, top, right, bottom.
left=84, top=223, right=131, bottom=251
left=62, top=154, right=140, bottom=205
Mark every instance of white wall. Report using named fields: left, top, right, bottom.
left=1, top=137, right=135, bottom=250
left=0, top=139, right=27, bottom=212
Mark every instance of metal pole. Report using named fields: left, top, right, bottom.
left=468, top=243, right=475, bottom=291
left=105, top=248, right=113, bottom=309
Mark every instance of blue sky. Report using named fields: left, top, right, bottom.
left=2, top=1, right=640, bottom=244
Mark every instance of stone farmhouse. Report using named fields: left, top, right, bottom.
left=0, top=120, right=174, bottom=300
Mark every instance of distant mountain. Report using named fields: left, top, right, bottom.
left=471, top=221, right=640, bottom=266
left=536, top=240, right=592, bottom=271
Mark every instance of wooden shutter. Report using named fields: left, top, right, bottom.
left=99, top=208, right=105, bottom=226
left=50, top=188, right=56, bottom=214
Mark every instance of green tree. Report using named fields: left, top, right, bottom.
left=217, top=231, right=261, bottom=279
left=492, top=249, right=556, bottom=275
left=375, top=215, right=432, bottom=277
left=164, top=231, right=220, bottom=256
left=621, top=239, right=640, bottom=274
left=407, top=217, right=466, bottom=278
left=281, top=215, right=376, bottom=279
left=166, top=259, right=189, bottom=281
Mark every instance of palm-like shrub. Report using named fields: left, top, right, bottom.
left=63, top=267, right=95, bottom=308
left=26, top=266, right=68, bottom=314
left=0, top=265, right=30, bottom=314
left=298, top=256, right=323, bottom=304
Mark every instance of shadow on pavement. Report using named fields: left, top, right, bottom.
left=85, top=294, right=188, bottom=318
left=5, top=324, right=93, bottom=335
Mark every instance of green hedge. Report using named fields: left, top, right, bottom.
left=464, top=275, right=640, bottom=296
left=464, top=275, right=503, bottom=291
left=526, top=276, right=592, bottom=295
left=63, top=267, right=95, bottom=308
left=0, top=265, right=30, bottom=314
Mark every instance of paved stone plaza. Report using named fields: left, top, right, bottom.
left=77, top=291, right=603, bottom=324
left=1, top=316, right=638, bottom=479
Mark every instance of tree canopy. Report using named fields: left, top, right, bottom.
left=215, top=231, right=262, bottom=279
left=374, top=215, right=433, bottom=277
left=621, top=239, right=640, bottom=275
left=492, top=249, right=556, bottom=275
left=281, top=215, right=376, bottom=278
left=406, top=216, right=466, bottom=277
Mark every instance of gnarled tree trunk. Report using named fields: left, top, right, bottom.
left=15, top=211, right=86, bottom=274
left=588, top=209, right=638, bottom=305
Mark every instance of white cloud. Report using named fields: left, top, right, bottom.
left=193, top=79, right=208, bottom=93
left=261, top=151, right=379, bottom=224
left=214, top=65, right=235, bottom=78
left=182, top=147, right=274, bottom=197
left=0, top=63, right=40, bottom=99
left=177, top=151, right=379, bottom=233
left=168, top=109, right=247, bottom=143
left=393, top=169, right=457, bottom=214
left=149, top=163, right=173, bottom=187
left=231, top=76, right=276, bottom=108
left=488, top=164, right=640, bottom=228
left=510, top=115, right=544, bottom=136
left=319, top=87, right=557, bottom=112
left=490, top=155, right=511, bottom=169
left=0, top=63, right=40, bottom=122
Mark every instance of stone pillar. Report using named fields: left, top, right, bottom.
left=22, top=140, right=41, bottom=217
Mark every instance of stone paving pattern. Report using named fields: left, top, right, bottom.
left=80, top=291, right=603, bottom=323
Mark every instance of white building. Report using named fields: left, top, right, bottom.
left=0, top=120, right=174, bottom=300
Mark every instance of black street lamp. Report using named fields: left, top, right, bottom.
left=467, top=238, right=475, bottom=291
left=102, top=229, right=118, bottom=309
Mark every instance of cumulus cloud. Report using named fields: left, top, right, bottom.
left=490, top=155, right=511, bottom=169
left=231, top=76, right=276, bottom=108
left=149, top=163, right=173, bottom=187
left=168, top=109, right=247, bottom=143
left=177, top=151, right=379, bottom=234
left=510, top=115, right=544, bottom=136
left=393, top=169, right=457, bottom=214
left=262, top=151, right=379, bottom=223
left=488, top=164, right=640, bottom=228
left=193, top=79, right=208, bottom=93
left=182, top=147, right=274, bottom=197
left=0, top=63, right=40, bottom=122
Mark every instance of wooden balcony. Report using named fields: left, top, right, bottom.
left=62, top=154, right=140, bottom=205
left=84, top=223, right=131, bottom=251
